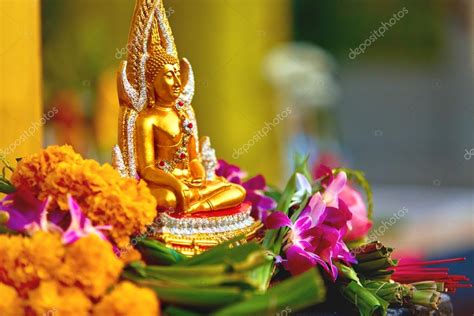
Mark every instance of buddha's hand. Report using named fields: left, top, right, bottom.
left=175, top=182, right=192, bottom=210
left=189, top=159, right=206, bottom=185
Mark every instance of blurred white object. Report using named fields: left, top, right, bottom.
left=264, top=43, right=343, bottom=177
left=264, top=42, right=341, bottom=107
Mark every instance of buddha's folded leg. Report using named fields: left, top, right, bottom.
left=187, top=183, right=246, bottom=213
left=149, top=185, right=177, bottom=211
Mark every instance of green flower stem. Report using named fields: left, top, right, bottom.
left=401, top=284, right=415, bottom=299
left=355, top=247, right=394, bottom=263
left=341, top=281, right=387, bottom=316
left=262, top=173, right=297, bottom=252
left=411, top=281, right=438, bottom=291
left=336, top=263, right=361, bottom=285
left=263, top=156, right=310, bottom=255
left=435, top=282, right=445, bottom=292
left=247, top=261, right=275, bottom=292
left=410, top=289, right=441, bottom=309
left=362, top=281, right=404, bottom=304
left=354, top=257, right=397, bottom=272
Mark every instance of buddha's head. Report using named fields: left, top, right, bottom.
left=145, top=51, right=182, bottom=105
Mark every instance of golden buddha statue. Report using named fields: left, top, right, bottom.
left=113, top=0, right=261, bottom=255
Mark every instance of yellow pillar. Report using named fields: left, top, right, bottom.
left=171, top=0, right=290, bottom=184
left=0, top=0, right=42, bottom=163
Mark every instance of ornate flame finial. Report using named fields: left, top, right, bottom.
left=122, top=0, right=179, bottom=111
left=145, top=1, right=179, bottom=84
left=148, top=0, right=178, bottom=58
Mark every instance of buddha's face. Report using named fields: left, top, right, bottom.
left=153, top=63, right=181, bottom=104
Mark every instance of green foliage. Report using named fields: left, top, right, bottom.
left=262, top=155, right=310, bottom=253
left=0, top=158, right=15, bottom=194
left=127, top=237, right=325, bottom=315
left=136, top=239, right=187, bottom=266
left=341, top=281, right=388, bottom=316
left=212, top=269, right=326, bottom=316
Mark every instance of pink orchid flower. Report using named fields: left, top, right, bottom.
left=339, top=185, right=372, bottom=241
left=320, top=171, right=347, bottom=208
left=62, top=194, right=111, bottom=244
left=1, top=191, right=111, bottom=244
left=265, top=171, right=355, bottom=280
left=24, top=196, right=63, bottom=234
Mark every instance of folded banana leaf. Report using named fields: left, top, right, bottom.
left=212, top=268, right=326, bottom=316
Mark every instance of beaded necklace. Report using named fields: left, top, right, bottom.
left=156, top=100, right=194, bottom=173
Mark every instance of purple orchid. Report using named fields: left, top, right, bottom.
left=216, top=160, right=276, bottom=220
left=0, top=189, right=47, bottom=232
left=265, top=171, right=355, bottom=281
left=24, top=196, right=63, bottom=234
left=61, top=194, right=111, bottom=244
left=0, top=191, right=110, bottom=244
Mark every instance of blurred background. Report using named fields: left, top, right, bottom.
left=0, top=0, right=473, bottom=312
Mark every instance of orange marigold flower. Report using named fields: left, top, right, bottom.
left=118, top=247, right=143, bottom=264
left=0, top=283, right=24, bottom=316
left=11, top=145, right=82, bottom=195
left=57, top=235, right=123, bottom=299
left=26, top=281, right=91, bottom=316
left=83, top=176, right=157, bottom=247
left=10, top=145, right=157, bottom=247
left=93, top=281, right=160, bottom=316
left=0, top=232, right=64, bottom=296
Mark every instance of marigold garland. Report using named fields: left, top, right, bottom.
left=0, top=231, right=157, bottom=315
left=10, top=145, right=157, bottom=247
left=57, top=234, right=124, bottom=298
left=93, top=281, right=160, bottom=316
left=10, top=145, right=83, bottom=195
left=0, top=232, right=64, bottom=296
left=26, top=281, right=92, bottom=316
left=0, top=283, right=24, bottom=316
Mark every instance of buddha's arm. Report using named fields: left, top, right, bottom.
left=188, top=134, right=206, bottom=180
left=136, top=115, right=188, bottom=194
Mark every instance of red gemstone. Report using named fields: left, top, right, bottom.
left=179, top=153, right=186, bottom=159
left=159, top=161, right=165, bottom=167
left=187, top=123, right=193, bottom=129
left=178, top=101, right=184, bottom=106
